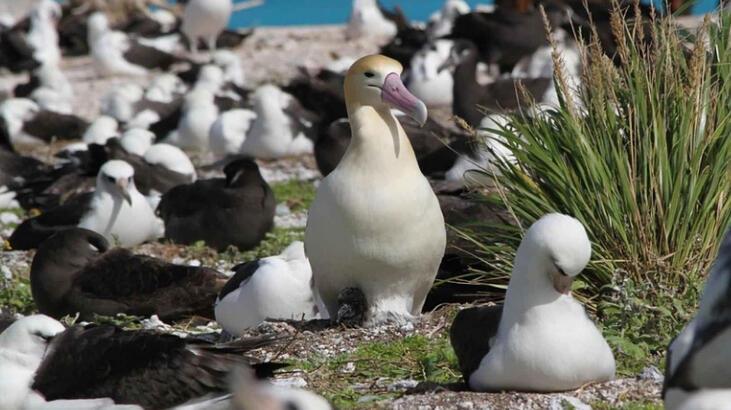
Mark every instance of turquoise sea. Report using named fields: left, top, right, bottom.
left=223, top=0, right=719, bottom=28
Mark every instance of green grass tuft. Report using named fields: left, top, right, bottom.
left=272, top=180, right=316, bottom=212
left=458, top=7, right=731, bottom=373
left=0, top=275, right=35, bottom=315
left=297, top=334, right=460, bottom=408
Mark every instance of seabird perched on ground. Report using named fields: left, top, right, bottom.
left=445, top=113, right=513, bottom=185
left=83, top=115, right=119, bottom=145
left=0, top=98, right=89, bottom=147
left=448, top=3, right=570, bottom=72
left=408, top=39, right=455, bottom=107
left=443, top=40, right=552, bottom=127
left=181, top=0, right=233, bottom=54
left=30, top=228, right=228, bottom=320
left=215, top=241, right=320, bottom=335
left=0, top=314, right=137, bottom=410
left=25, top=0, right=62, bottom=67
left=426, top=0, right=470, bottom=39
left=169, top=87, right=219, bottom=151
left=9, top=160, right=162, bottom=250
left=346, top=0, right=397, bottom=39
left=26, top=65, right=74, bottom=114
left=119, top=128, right=155, bottom=156
left=450, top=213, right=615, bottom=391
left=143, top=143, right=197, bottom=182
left=241, top=84, right=316, bottom=159
left=210, top=108, right=257, bottom=157
left=100, top=83, right=145, bottom=123
left=87, top=12, right=185, bottom=77
left=0, top=314, right=282, bottom=410
left=663, top=229, right=731, bottom=410
left=305, top=55, right=446, bottom=326
left=157, top=158, right=275, bottom=251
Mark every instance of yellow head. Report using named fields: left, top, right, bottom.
left=344, top=55, right=427, bottom=126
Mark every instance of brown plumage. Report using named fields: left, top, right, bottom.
left=30, top=228, right=228, bottom=320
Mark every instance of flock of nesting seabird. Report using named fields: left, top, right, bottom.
left=0, top=0, right=727, bottom=409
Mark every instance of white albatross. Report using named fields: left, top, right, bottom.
left=181, top=0, right=233, bottom=54
left=78, top=160, right=163, bottom=247
left=215, top=241, right=320, bottom=335
left=305, top=55, right=446, bottom=326
left=451, top=213, right=616, bottom=392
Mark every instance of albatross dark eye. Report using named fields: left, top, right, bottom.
left=364, top=71, right=375, bottom=78
left=106, top=176, right=115, bottom=183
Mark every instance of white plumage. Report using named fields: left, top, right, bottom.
left=26, top=0, right=62, bottom=66
left=241, top=84, right=313, bottom=159
left=82, top=116, right=119, bottom=145
left=209, top=109, right=257, bottom=157
left=346, top=0, right=397, bottom=39
left=87, top=13, right=147, bottom=77
left=426, top=0, right=470, bottom=39
left=181, top=0, right=233, bottom=54
left=408, top=40, right=455, bottom=107
left=0, top=314, right=65, bottom=410
left=305, top=55, right=445, bottom=326
left=0, top=98, right=40, bottom=146
left=469, top=214, right=615, bottom=392
left=0, top=315, right=142, bottom=410
left=77, top=160, right=163, bottom=247
left=215, top=241, right=319, bottom=335
left=171, top=88, right=219, bottom=151
left=445, top=113, right=513, bottom=185
left=143, top=143, right=197, bottom=181
left=119, top=128, right=155, bottom=156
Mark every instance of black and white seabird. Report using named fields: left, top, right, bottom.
left=346, top=0, right=397, bottom=39
left=181, top=0, right=233, bottom=54
left=443, top=40, right=552, bottom=127
left=664, top=229, right=731, bottom=410
left=30, top=228, right=228, bottom=321
left=0, top=314, right=282, bottom=409
left=215, top=241, right=320, bottom=335
left=0, top=98, right=89, bottom=147
left=9, top=160, right=162, bottom=250
left=241, top=84, right=318, bottom=159
left=450, top=214, right=615, bottom=391
left=157, top=158, right=275, bottom=251
left=87, top=12, right=186, bottom=77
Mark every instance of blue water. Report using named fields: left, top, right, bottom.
left=227, top=0, right=720, bottom=28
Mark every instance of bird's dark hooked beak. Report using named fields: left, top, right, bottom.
left=116, top=178, right=132, bottom=205
left=551, top=266, right=573, bottom=295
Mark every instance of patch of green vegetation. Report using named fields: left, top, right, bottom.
left=455, top=5, right=731, bottom=377
left=600, top=277, right=701, bottom=376
left=592, top=401, right=663, bottom=410
left=271, top=180, right=316, bottom=212
left=223, top=227, right=305, bottom=263
left=0, top=275, right=35, bottom=315
left=296, top=334, right=460, bottom=408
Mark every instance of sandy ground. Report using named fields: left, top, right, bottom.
left=0, top=25, right=665, bottom=409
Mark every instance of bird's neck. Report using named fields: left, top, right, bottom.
left=501, top=245, right=564, bottom=323
left=452, top=53, right=483, bottom=126
left=342, top=104, right=419, bottom=173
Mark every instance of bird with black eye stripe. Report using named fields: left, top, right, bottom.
left=0, top=314, right=284, bottom=409
left=9, top=160, right=162, bottom=250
